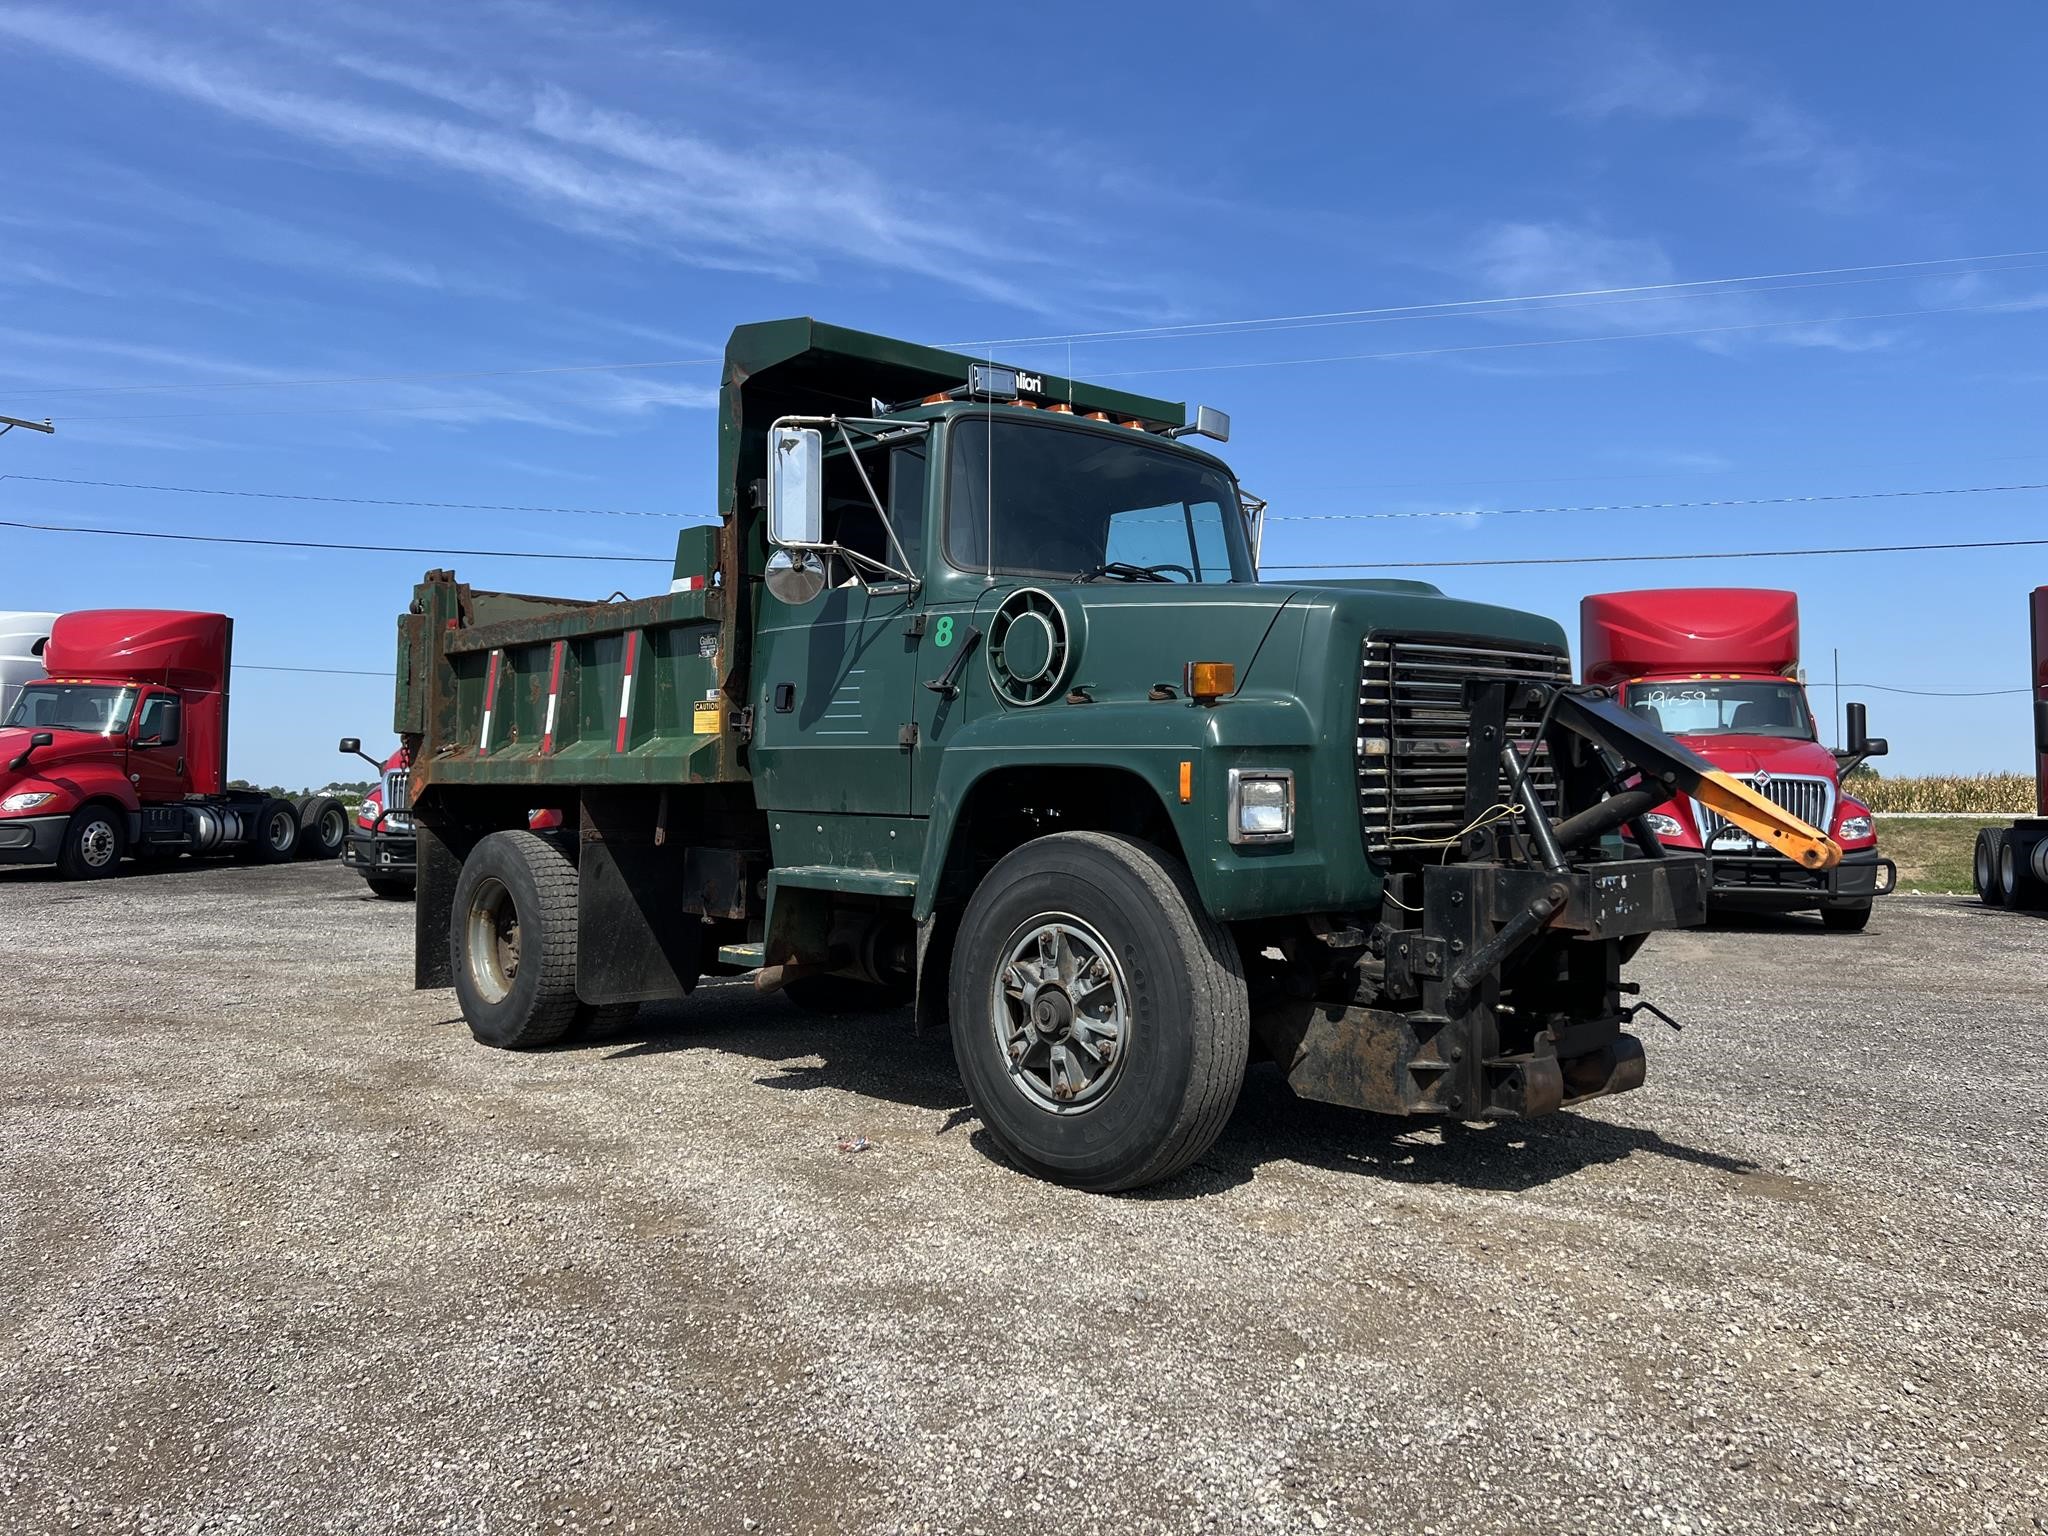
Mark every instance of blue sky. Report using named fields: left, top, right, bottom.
left=1, top=1, right=2042, bottom=785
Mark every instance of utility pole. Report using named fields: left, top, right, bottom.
left=0, top=413, right=55, bottom=439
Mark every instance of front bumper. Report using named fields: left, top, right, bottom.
left=1706, top=846, right=1895, bottom=908
left=343, top=828, right=417, bottom=883
left=1257, top=854, right=1709, bottom=1121
left=0, top=813, right=66, bottom=866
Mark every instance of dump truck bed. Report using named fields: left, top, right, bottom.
left=396, top=562, right=747, bottom=796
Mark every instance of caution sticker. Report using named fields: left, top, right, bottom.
left=692, top=700, right=721, bottom=734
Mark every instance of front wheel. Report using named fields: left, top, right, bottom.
left=449, top=830, right=582, bottom=1049
left=947, top=832, right=1248, bottom=1192
left=57, top=806, right=125, bottom=879
left=365, top=875, right=414, bottom=900
left=1820, top=902, right=1872, bottom=933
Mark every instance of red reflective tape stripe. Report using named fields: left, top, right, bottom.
left=479, top=650, right=501, bottom=752
left=541, top=641, right=565, bottom=754
left=615, top=630, right=639, bottom=752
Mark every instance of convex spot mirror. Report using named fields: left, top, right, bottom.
left=764, top=548, right=828, bottom=607
left=767, top=426, right=824, bottom=547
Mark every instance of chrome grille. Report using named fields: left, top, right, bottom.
left=1358, top=637, right=1572, bottom=860
left=1691, top=774, right=1831, bottom=851
left=382, top=767, right=412, bottom=831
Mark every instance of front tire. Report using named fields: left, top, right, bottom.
left=947, top=832, right=1248, bottom=1192
left=1820, top=902, right=1872, bottom=933
left=365, top=874, right=414, bottom=900
left=449, top=830, right=581, bottom=1049
left=57, top=805, right=125, bottom=879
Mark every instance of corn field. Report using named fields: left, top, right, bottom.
left=1843, top=770, right=2036, bottom=814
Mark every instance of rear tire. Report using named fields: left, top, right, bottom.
left=296, top=795, right=348, bottom=859
left=1820, top=902, right=1872, bottom=933
left=947, top=832, right=1248, bottom=1192
left=450, top=830, right=581, bottom=1049
left=1975, top=829, right=2007, bottom=907
left=57, top=805, right=125, bottom=879
left=249, top=799, right=301, bottom=864
left=2002, top=835, right=2048, bottom=911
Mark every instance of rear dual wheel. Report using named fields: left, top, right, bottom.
left=2000, top=835, right=2048, bottom=911
left=1975, top=829, right=2007, bottom=907
left=449, top=830, right=638, bottom=1049
left=249, top=799, right=301, bottom=864
left=948, top=832, right=1249, bottom=1193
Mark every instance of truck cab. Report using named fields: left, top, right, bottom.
left=396, top=320, right=1842, bottom=1191
left=1582, top=589, right=1894, bottom=929
left=0, top=610, right=314, bottom=878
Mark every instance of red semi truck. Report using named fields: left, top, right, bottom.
left=1581, top=588, right=1894, bottom=930
left=1973, top=584, right=2048, bottom=910
left=0, top=609, right=348, bottom=878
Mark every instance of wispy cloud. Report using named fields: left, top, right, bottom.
left=0, top=3, right=1065, bottom=313
left=1568, top=27, right=1874, bottom=210
left=1463, top=220, right=1903, bottom=356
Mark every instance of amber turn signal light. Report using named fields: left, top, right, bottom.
left=1184, top=661, right=1236, bottom=701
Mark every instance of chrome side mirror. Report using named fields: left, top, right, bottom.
left=1167, top=404, right=1230, bottom=443
left=764, top=548, right=828, bottom=607
left=766, top=426, right=823, bottom=546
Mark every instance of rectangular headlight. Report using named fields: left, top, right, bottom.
left=1228, top=769, right=1294, bottom=845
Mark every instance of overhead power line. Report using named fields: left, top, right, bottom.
left=1266, top=480, right=2048, bottom=524
left=1263, top=535, right=2048, bottom=571
left=0, top=517, right=668, bottom=564
left=0, top=473, right=682, bottom=520
left=964, top=247, right=2048, bottom=347
left=27, top=356, right=720, bottom=400
left=240, top=663, right=390, bottom=678
left=1836, top=682, right=2032, bottom=697
left=15, top=246, right=2047, bottom=405
left=1094, top=297, right=2042, bottom=381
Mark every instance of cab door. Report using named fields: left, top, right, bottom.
left=751, top=438, right=929, bottom=818
left=752, top=582, right=917, bottom=816
left=127, top=689, right=187, bottom=804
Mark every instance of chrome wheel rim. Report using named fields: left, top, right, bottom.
left=79, top=819, right=117, bottom=869
left=465, top=877, right=520, bottom=1003
left=2002, top=843, right=2018, bottom=899
left=990, top=914, right=1129, bottom=1114
left=319, top=806, right=348, bottom=850
left=268, top=811, right=297, bottom=852
left=1976, top=839, right=1992, bottom=892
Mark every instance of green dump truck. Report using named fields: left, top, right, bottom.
left=395, top=318, right=1837, bottom=1190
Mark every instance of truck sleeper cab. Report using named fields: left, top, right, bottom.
left=400, top=320, right=1840, bottom=1192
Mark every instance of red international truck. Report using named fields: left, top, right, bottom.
left=1581, top=588, right=1894, bottom=929
left=1973, top=584, right=2048, bottom=909
left=0, top=609, right=348, bottom=878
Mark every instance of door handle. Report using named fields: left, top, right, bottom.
left=923, top=625, right=982, bottom=699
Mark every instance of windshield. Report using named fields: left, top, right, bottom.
left=4, top=682, right=138, bottom=735
left=1626, top=680, right=1815, bottom=740
left=946, top=417, right=1248, bottom=583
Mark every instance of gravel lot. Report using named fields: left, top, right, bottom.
left=2, top=861, right=2044, bottom=1535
